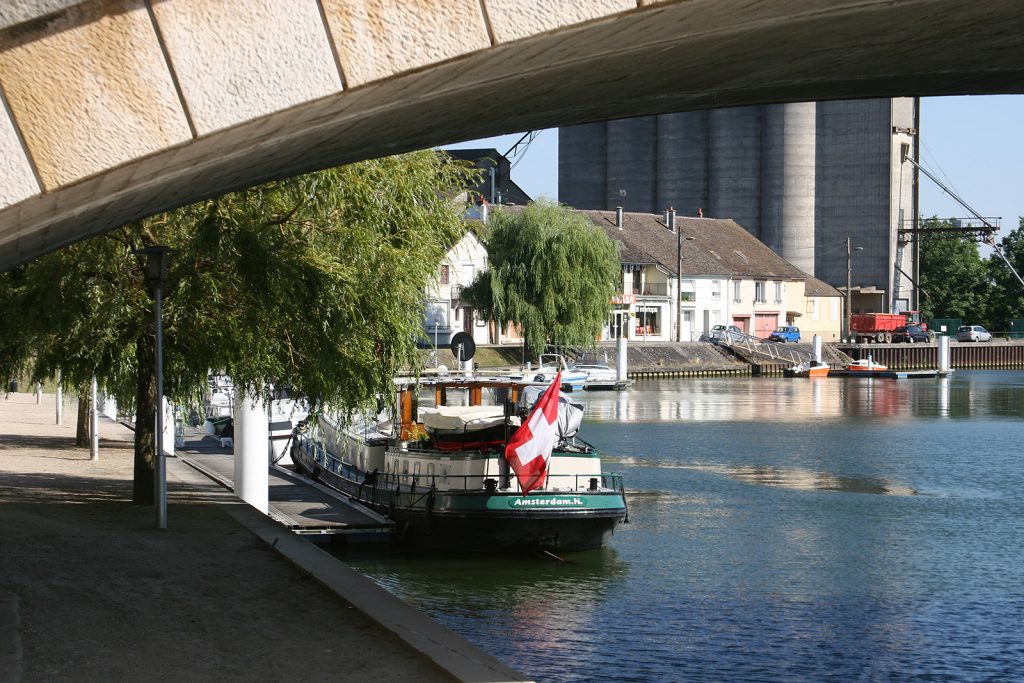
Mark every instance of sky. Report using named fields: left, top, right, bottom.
left=443, top=95, right=1024, bottom=243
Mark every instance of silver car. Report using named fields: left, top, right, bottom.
left=956, top=325, right=993, bottom=342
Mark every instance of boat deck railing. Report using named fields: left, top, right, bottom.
left=300, top=436, right=625, bottom=501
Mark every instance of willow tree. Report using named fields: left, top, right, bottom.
left=462, top=201, right=619, bottom=357
left=0, top=151, right=472, bottom=503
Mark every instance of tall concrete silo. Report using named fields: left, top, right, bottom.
left=708, top=106, right=762, bottom=235
left=605, top=116, right=658, bottom=212
left=558, top=122, right=607, bottom=210
left=656, top=111, right=708, bottom=217
left=761, top=102, right=817, bottom=274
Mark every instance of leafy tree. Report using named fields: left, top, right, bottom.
left=462, top=201, right=619, bottom=357
left=917, top=218, right=993, bottom=328
left=0, top=151, right=473, bottom=503
left=986, top=217, right=1024, bottom=332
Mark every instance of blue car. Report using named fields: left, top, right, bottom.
left=768, top=326, right=801, bottom=343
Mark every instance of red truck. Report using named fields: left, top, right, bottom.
left=850, top=312, right=930, bottom=344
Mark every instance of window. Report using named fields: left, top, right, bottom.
left=755, top=281, right=766, bottom=303
left=439, top=265, right=449, bottom=285
left=680, top=279, right=695, bottom=302
left=773, top=281, right=783, bottom=303
left=635, top=306, right=661, bottom=336
left=711, top=280, right=721, bottom=299
left=733, top=281, right=741, bottom=303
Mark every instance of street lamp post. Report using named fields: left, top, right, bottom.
left=846, top=237, right=863, bottom=342
left=135, top=246, right=172, bottom=529
left=671, top=228, right=696, bottom=342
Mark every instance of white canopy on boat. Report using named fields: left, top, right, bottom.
left=420, top=405, right=520, bottom=433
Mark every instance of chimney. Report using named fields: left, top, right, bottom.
left=663, top=207, right=670, bottom=226
left=481, top=201, right=488, bottom=223
left=668, top=206, right=676, bottom=232
left=615, top=206, right=623, bottom=229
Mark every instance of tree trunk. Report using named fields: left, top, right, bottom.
left=133, top=330, right=157, bottom=505
left=75, top=385, right=90, bottom=447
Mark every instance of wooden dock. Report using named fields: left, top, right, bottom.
left=177, top=435, right=393, bottom=539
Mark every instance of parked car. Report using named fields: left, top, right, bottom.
left=892, top=324, right=932, bottom=343
left=768, top=325, right=801, bottom=343
left=709, top=324, right=744, bottom=343
left=956, top=325, right=993, bottom=342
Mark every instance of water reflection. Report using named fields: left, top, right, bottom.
left=343, top=548, right=630, bottom=671
left=720, top=464, right=917, bottom=496
left=341, top=371, right=1024, bottom=682
left=581, top=371, right=1024, bottom=422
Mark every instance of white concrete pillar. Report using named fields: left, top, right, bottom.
left=161, top=397, right=176, bottom=456
left=233, top=389, right=269, bottom=514
left=938, top=335, right=950, bottom=373
left=617, top=334, right=628, bottom=381
left=101, top=393, right=118, bottom=420
left=89, top=375, right=99, bottom=461
left=55, top=371, right=63, bottom=426
left=812, top=335, right=822, bottom=365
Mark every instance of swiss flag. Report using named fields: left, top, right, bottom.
left=505, top=372, right=561, bottom=494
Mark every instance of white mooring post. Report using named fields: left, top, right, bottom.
left=617, top=334, right=628, bottom=382
left=812, top=335, right=822, bottom=365
left=938, top=334, right=951, bottom=374
left=233, top=389, right=269, bottom=514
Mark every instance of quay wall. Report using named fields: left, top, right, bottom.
left=839, top=341, right=1024, bottom=370
left=464, top=341, right=1024, bottom=380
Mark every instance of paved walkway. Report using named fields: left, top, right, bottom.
left=0, top=392, right=528, bottom=682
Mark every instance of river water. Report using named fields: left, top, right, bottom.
left=344, top=371, right=1024, bottom=682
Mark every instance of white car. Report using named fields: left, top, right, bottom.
left=956, top=325, right=993, bottom=342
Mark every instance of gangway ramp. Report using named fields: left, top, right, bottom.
left=178, top=436, right=392, bottom=539
left=715, top=331, right=813, bottom=367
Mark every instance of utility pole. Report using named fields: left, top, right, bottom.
left=672, top=208, right=694, bottom=343
left=846, top=237, right=863, bottom=341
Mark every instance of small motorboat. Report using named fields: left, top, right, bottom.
left=846, top=358, right=888, bottom=372
left=786, top=361, right=830, bottom=378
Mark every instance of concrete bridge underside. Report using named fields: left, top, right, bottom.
left=2, top=0, right=1024, bottom=271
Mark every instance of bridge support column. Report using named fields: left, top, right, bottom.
left=234, top=389, right=269, bottom=514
